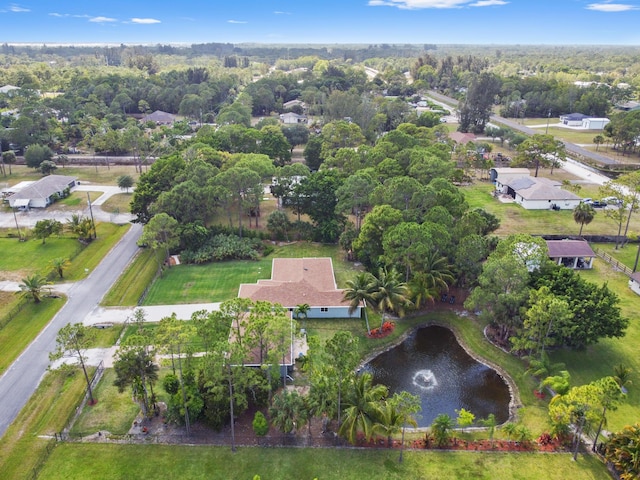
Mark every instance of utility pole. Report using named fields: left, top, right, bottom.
left=545, top=109, right=551, bottom=135
left=12, top=207, right=22, bottom=241
left=87, top=192, right=97, bottom=239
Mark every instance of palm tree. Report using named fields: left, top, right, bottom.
left=343, top=272, right=376, bottom=334
left=370, top=267, right=410, bottom=329
left=573, top=202, right=595, bottom=236
left=374, top=400, right=403, bottom=448
left=50, top=257, right=71, bottom=279
left=339, top=372, right=388, bottom=445
left=479, top=414, right=497, bottom=448
left=269, top=389, right=306, bottom=440
left=525, top=351, right=566, bottom=393
left=431, top=413, right=454, bottom=447
left=293, top=303, right=310, bottom=330
left=409, top=252, right=454, bottom=309
left=613, top=363, right=633, bottom=393
left=18, top=274, right=50, bottom=303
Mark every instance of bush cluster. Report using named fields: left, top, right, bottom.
left=180, top=233, right=263, bottom=264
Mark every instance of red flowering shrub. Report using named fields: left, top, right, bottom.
left=368, top=321, right=395, bottom=338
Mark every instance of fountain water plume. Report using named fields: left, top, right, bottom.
left=412, top=369, right=438, bottom=391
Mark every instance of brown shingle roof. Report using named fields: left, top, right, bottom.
left=546, top=239, right=595, bottom=258
left=238, top=257, right=350, bottom=308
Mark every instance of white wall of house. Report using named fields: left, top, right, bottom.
left=307, top=306, right=360, bottom=319
left=516, top=196, right=581, bottom=210
left=582, top=118, right=610, bottom=130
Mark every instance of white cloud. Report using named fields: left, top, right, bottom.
left=10, top=4, right=30, bottom=12
left=586, top=3, right=637, bottom=11
left=274, top=11, right=292, bottom=15
left=470, top=0, right=508, bottom=6
left=131, top=18, right=161, bottom=24
left=368, top=0, right=476, bottom=8
left=49, top=12, right=67, bottom=17
left=89, top=16, right=117, bottom=23
left=227, top=19, right=248, bottom=24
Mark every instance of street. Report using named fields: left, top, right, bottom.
left=0, top=222, right=142, bottom=438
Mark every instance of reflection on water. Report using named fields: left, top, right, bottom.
left=362, top=325, right=510, bottom=427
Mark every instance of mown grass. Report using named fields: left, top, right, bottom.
left=0, top=297, right=64, bottom=375
left=461, top=182, right=640, bottom=237
left=63, top=223, right=131, bottom=281
left=38, top=443, right=608, bottom=480
left=0, top=368, right=87, bottom=480
left=0, top=236, right=81, bottom=276
left=70, top=369, right=140, bottom=436
left=57, top=191, right=102, bottom=209
left=0, top=222, right=129, bottom=282
left=101, top=248, right=163, bottom=306
left=143, top=242, right=361, bottom=305
left=100, top=192, right=133, bottom=214
left=3, top=164, right=140, bottom=185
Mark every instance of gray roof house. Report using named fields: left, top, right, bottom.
left=141, top=110, right=177, bottom=125
left=500, top=176, right=582, bottom=210
left=7, top=175, right=77, bottom=209
left=279, top=112, right=308, bottom=124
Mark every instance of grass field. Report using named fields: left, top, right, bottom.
left=37, top=443, right=608, bottom=480
left=2, top=164, right=140, bottom=186
left=461, top=182, right=640, bottom=237
left=0, top=297, right=65, bottom=375
left=57, top=191, right=102, bottom=209
left=102, top=248, right=163, bottom=306
left=143, top=242, right=361, bottom=305
left=100, top=192, right=133, bottom=214
left=0, top=369, right=87, bottom=480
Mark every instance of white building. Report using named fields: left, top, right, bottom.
left=7, top=175, right=77, bottom=209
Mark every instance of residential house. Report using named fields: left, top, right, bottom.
left=279, top=112, right=307, bottom=124
left=495, top=172, right=582, bottom=210
left=560, top=113, right=610, bottom=130
left=546, top=239, right=595, bottom=269
left=7, top=175, right=77, bottom=209
left=629, top=272, right=640, bottom=296
left=237, top=257, right=361, bottom=319
left=282, top=99, right=307, bottom=112
left=141, top=110, right=177, bottom=125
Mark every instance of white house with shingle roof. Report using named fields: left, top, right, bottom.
left=501, top=176, right=581, bottom=210
left=7, top=175, right=76, bottom=209
left=238, top=257, right=361, bottom=319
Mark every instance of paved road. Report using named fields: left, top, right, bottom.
left=426, top=90, right=625, bottom=168
left=0, top=222, right=142, bottom=438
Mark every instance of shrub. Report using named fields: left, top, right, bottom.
left=252, top=411, right=269, bottom=437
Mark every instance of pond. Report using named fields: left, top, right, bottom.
left=362, top=325, right=511, bottom=427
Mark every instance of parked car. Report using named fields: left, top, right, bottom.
left=592, top=200, right=607, bottom=208
left=582, top=198, right=593, bottom=204
left=602, top=196, right=622, bottom=205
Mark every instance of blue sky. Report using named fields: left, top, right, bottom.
left=0, top=1, right=638, bottom=45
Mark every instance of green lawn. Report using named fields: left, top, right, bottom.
left=461, top=182, right=640, bottom=237
left=38, top=444, right=608, bottom=480
left=0, top=369, right=87, bottom=480
left=100, top=192, right=133, bottom=214
left=143, top=242, right=361, bottom=305
left=57, top=191, right=102, bottom=209
left=71, top=369, right=140, bottom=436
left=3, top=164, right=140, bottom=186
left=102, top=248, right=163, bottom=306
left=0, top=237, right=81, bottom=277
left=0, top=222, right=130, bottom=282
left=0, top=297, right=65, bottom=375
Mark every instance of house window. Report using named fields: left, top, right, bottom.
left=320, top=307, right=328, bottom=312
